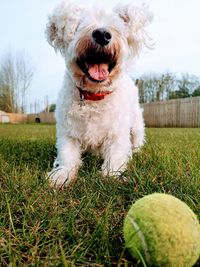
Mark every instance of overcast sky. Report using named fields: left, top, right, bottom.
left=1, top=0, right=200, bottom=111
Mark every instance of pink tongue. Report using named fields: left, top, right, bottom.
left=88, top=64, right=109, bottom=81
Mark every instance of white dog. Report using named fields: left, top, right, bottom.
left=46, top=1, right=152, bottom=188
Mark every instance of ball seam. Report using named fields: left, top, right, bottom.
left=128, top=214, right=151, bottom=265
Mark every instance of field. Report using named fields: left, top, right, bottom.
left=0, top=124, right=199, bottom=266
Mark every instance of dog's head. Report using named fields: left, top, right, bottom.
left=46, top=1, right=152, bottom=91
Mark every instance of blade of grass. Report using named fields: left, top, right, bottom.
left=6, top=196, right=16, bottom=236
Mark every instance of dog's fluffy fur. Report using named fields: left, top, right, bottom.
left=46, top=1, right=152, bottom=188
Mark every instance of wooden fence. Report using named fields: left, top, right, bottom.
left=141, top=96, right=200, bottom=127
left=7, top=113, right=28, bottom=123
left=1, top=97, right=200, bottom=127
left=0, top=112, right=55, bottom=124
left=0, top=111, right=27, bottom=123
left=27, top=112, right=55, bottom=124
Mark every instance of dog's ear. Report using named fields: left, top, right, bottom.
left=114, top=4, right=153, bottom=55
left=45, top=1, right=85, bottom=55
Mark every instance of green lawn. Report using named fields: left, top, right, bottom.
left=0, top=124, right=199, bottom=266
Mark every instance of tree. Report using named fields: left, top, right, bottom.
left=49, top=104, right=56, bottom=112
left=0, top=54, right=16, bottom=112
left=137, top=72, right=200, bottom=103
left=178, top=73, right=199, bottom=95
left=137, top=72, right=177, bottom=103
left=0, top=51, right=34, bottom=113
left=16, top=52, right=34, bottom=113
left=137, top=73, right=159, bottom=103
left=169, top=88, right=190, bottom=99
left=192, top=87, right=200, bottom=97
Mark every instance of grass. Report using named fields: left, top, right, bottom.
left=0, top=124, right=199, bottom=266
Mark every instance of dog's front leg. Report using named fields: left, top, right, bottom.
left=101, top=137, right=132, bottom=178
left=48, top=137, right=82, bottom=189
left=131, top=107, right=145, bottom=152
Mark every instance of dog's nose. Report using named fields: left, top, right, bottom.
left=92, top=28, right=112, bottom=46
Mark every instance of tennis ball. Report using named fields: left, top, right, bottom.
left=124, top=193, right=200, bottom=266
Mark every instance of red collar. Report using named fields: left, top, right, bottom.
left=77, top=87, right=112, bottom=101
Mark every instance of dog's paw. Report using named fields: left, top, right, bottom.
left=102, top=168, right=130, bottom=184
left=116, top=173, right=131, bottom=183
left=108, top=171, right=131, bottom=184
left=46, top=167, right=77, bottom=189
left=132, top=146, right=142, bottom=153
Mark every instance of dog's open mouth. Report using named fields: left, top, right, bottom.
left=76, top=47, right=117, bottom=83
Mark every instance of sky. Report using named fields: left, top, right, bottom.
left=1, top=0, right=200, bottom=112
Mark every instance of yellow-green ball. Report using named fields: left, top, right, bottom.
left=124, top=193, right=200, bottom=266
